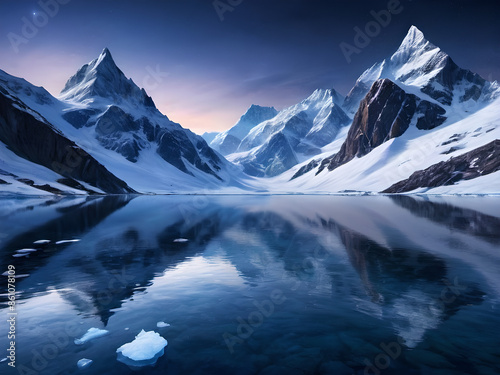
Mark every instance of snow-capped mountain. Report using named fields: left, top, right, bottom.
left=1, top=26, right=498, bottom=196
left=0, top=69, right=135, bottom=195
left=58, top=49, right=227, bottom=182
left=0, top=49, right=247, bottom=195
left=210, top=105, right=278, bottom=155
left=275, top=26, right=500, bottom=194
left=343, top=26, right=498, bottom=116
left=228, top=88, right=351, bottom=177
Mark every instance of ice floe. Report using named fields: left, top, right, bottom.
left=33, top=240, right=51, bottom=244
left=173, top=238, right=189, bottom=243
left=56, top=239, right=81, bottom=245
left=116, top=330, right=167, bottom=367
left=156, top=322, right=170, bottom=328
left=77, top=358, right=93, bottom=370
left=16, top=248, right=37, bottom=253
left=74, top=328, right=109, bottom=345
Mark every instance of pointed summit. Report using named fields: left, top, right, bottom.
left=59, top=48, right=155, bottom=108
left=401, top=26, right=426, bottom=47
left=390, top=25, right=438, bottom=66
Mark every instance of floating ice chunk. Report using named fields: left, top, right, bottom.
left=124, top=327, right=130, bottom=331
left=34, top=240, right=51, bottom=244
left=14, top=274, right=30, bottom=279
left=56, top=239, right=81, bottom=245
left=16, top=248, right=37, bottom=253
left=12, top=253, right=29, bottom=258
left=74, top=328, right=109, bottom=345
left=116, top=330, right=167, bottom=367
left=77, top=358, right=93, bottom=369
left=0, top=357, right=7, bottom=363
left=173, top=238, right=188, bottom=243
left=156, top=322, right=170, bottom=328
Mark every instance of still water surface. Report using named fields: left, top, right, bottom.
left=0, top=195, right=499, bottom=375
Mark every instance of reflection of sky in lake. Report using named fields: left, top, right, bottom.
left=0, top=195, right=499, bottom=375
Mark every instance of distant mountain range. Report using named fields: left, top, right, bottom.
left=0, top=26, right=498, bottom=195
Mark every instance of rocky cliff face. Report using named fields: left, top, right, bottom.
left=318, top=79, right=446, bottom=174
left=0, top=88, right=135, bottom=194
left=382, top=140, right=500, bottom=193
left=59, top=48, right=226, bottom=182
left=232, top=89, right=351, bottom=177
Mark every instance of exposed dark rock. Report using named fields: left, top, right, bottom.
left=290, top=159, right=320, bottom=180
left=0, top=91, right=136, bottom=194
left=95, top=106, right=140, bottom=135
left=157, top=129, right=222, bottom=180
left=382, top=140, right=500, bottom=193
left=62, top=109, right=99, bottom=129
left=318, top=79, right=446, bottom=174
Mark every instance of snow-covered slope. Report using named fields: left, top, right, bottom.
left=210, top=105, right=278, bottom=155
left=228, top=89, right=351, bottom=177
left=275, top=96, right=500, bottom=194
left=343, top=26, right=498, bottom=117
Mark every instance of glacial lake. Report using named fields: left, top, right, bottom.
left=0, top=195, right=499, bottom=375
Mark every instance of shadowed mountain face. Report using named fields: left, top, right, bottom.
left=318, top=79, right=446, bottom=174
left=0, top=87, right=135, bottom=194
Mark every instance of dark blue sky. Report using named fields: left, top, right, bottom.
left=1, top=0, right=499, bottom=133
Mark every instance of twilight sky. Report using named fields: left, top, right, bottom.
left=0, top=0, right=499, bottom=134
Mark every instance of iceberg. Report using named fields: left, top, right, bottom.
left=156, top=321, right=170, bottom=328
left=173, top=238, right=189, bottom=243
left=77, top=358, right=93, bottom=370
left=16, top=248, right=37, bottom=253
left=33, top=240, right=51, bottom=244
left=74, top=328, right=109, bottom=345
left=116, top=330, right=167, bottom=368
left=56, top=239, right=81, bottom=245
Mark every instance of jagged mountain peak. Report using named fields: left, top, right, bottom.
left=399, top=26, right=427, bottom=50
left=59, top=48, right=155, bottom=108
left=343, top=25, right=495, bottom=113
left=390, top=25, right=441, bottom=68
